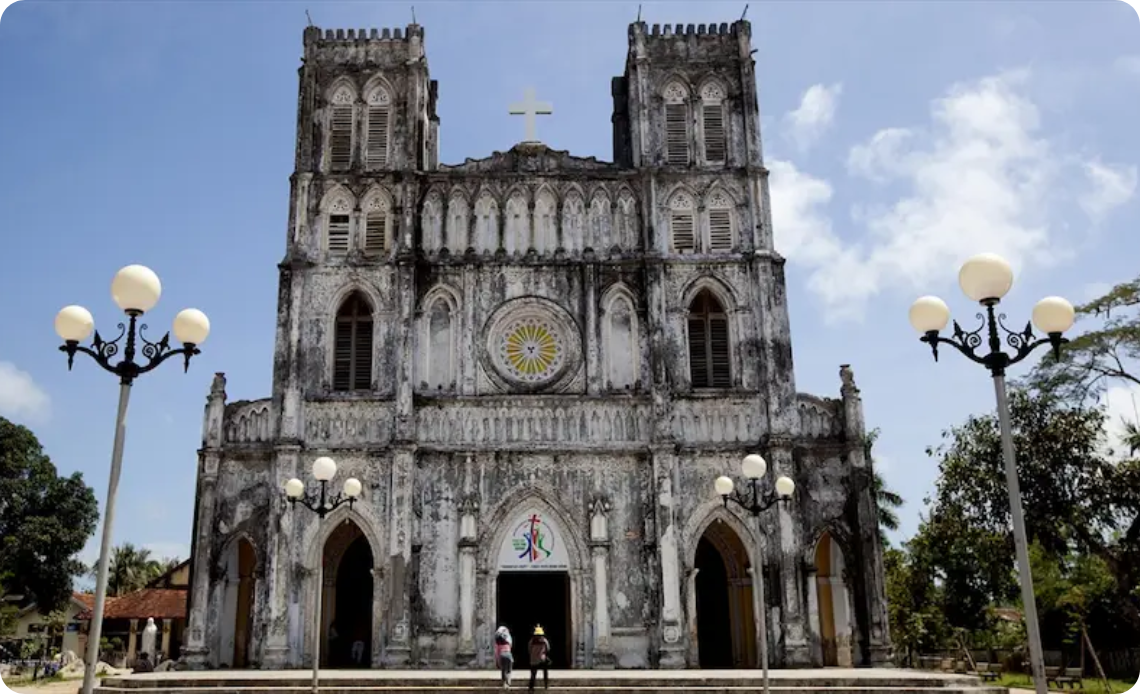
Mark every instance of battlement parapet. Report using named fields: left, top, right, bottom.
left=303, top=24, right=424, bottom=45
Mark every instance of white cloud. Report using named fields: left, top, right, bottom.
left=771, top=70, right=1136, bottom=322
left=1115, top=55, right=1140, bottom=77
left=0, top=360, right=51, bottom=424
left=783, top=83, right=843, bottom=152
left=1079, top=159, right=1138, bottom=222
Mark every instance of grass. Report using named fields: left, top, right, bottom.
left=997, top=672, right=1139, bottom=694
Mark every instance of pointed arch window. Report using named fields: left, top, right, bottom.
left=365, top=86, right=391, bottom=169
left=700, top=82, right=727, bottom=164
left=329, top=86, right=356, bottom=172
left=663, top=82, right=691, bottom=167
left=669, top=192, right=696, bottom=253
left=333, top=293, right=373, bottom=391
left=688, top=290, right=730, bottom=389
left=363, top=191, right=392, bottom=256
left=325, top=196, right=353, bottom=255
left=705, top=189, right=735, bottom=252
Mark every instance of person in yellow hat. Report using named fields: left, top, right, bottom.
left=526, top=625, right=551, bottom=691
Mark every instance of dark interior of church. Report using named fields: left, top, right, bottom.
left=496, top=571, right=572, bottom=668
left=329, top=536, right=374, bottom=668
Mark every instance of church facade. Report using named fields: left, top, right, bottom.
left=181, top=19, right=891, bottom=671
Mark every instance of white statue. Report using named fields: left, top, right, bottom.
left=141, top=618, right=158, bottom=658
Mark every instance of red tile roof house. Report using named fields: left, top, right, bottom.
left=76, top=560, right=190, bottom=667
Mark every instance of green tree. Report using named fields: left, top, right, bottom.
left=1027, top=277, right=1140, bottom=403
left=0, top=417, right=99, bottom=612
left=884, top=545, right=949, bottom=665
left=917, top=388, right=1140, bottom=634
left=864, top=429, right=905, bottom=546
left=105, top=543, right=165, bottom=596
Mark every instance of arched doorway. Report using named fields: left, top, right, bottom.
left=220, top=537, right=257, bottom=668
left=321, top=521, right=374, bottom=668
left=694, top=521, right=757, bottom=668
left=814, top=532, right=852, bottom=667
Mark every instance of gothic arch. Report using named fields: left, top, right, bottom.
left=682, top=501, right=765, bottom=572
left=600, top=282, right=639, bottom=312
left=478, top=485, right=589, bottom=573
left=319, top=185, right=357, bottom=212
left=214, top=533, right=261, bottom=668
left=561, top=186, right=587, bottom=252
left=421, top=190, right=444, bottom=251
left=697, top=77, right=728, bottom=102
left=660, top=75, right=693, bottom=101
left=702, top=183, right=740, bottom=208
left=302, top=506, right=384, bottom=667
left=360, top=184, right=393, bottom=211
left=326, top=77, right=358, bottom=105
left=444, top=189, right=471, bottom=251
left=600, top=283, right=641, bottom=391
left=680, top=274, right=740, bottom=313
left=324, top=288, right=379, bottom=391
left=474, top=190, right=500, bottom=252
left=804, top=522, right=854, bottom=566
left=664, top=184, right=699, bottom=209
left=361, top=74, right=395, bottom=105
left=214, top=531, right=262, bottom=577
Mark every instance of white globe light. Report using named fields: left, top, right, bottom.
left=908, top=296, right=951, bottom=334
left=958, top=253, right=1014, bottom=303
left=1032, top=296, right=1075, bottom=335
left=775, top=476, right=796, bottom=497
left=111, top=265, right=162, bottom=314
left=55, top=305, right=94, bottom=342
left=312, top=456, right=337, bottom=482
left=284, top=478, right=305, bottom=499
left=714, top=476, right=735, bottom=496
left=741, top=454, right=767, bottom=480
left=173, top=308, right=211, bottom=345
left=343, top=478, right=363, bottom=499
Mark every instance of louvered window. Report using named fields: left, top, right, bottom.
left=703, top=104, right=726, bottom=163
left=671, top=211, right=696, bottom=253
left=327, top=214, right=350, bottom=254
left=330, top=105, right=353, bottom=171
left=665, top=103, right=689, bottom=166
left=688, top=290, right=731, bottom=389
left=364, top=212, right=388, bottom=256
left=366, top=106, right=390, bottom=168
left=708, top=209, right=733, bottom=251
left=333, top=293, right=373, bottom=392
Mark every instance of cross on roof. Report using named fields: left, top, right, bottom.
left=508, top=87, right=553, bottom=144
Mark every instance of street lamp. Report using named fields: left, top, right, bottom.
left=714, top=453, right=795, bottom=694
left=284, top=457, right=362, bottom=694
left=57, top=265, right=210, bottom=694
left=908, top=252, right=1075, bottom=694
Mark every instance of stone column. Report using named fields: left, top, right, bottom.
left=770, top=443, right=809, bottom=665
left=456, top=495, right=479, bottom=665
left=127, top=620, right=139, bottom=661
left=262, top=446, right=300, bottom=668
left=804, top=564, right=820, bottom=666
left=384, top=446, right=415, bottom=666
left=650, top=446, right=684, bottom=667
left=370, top=567, right=385, bottom=667
left=584, top=264, right=600, bottom=394
left=182, top=454, right=221, bottom=668
left=588, top=498, right=613, bottom=667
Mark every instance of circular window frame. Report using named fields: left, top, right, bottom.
left=481, top=297, right=582, bottom=393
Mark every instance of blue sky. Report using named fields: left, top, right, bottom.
left=0, top=0, right=1137, bottom=586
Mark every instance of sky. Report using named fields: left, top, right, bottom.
left=0, top=0, right=1138, bottom=589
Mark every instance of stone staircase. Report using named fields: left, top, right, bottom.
left=93, top=669, right=1009, bottom=694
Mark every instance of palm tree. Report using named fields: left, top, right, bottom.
left=1122, top=420, right=1140, bottom=456
left=104, top=544, right=164, bottom=596
left=864, top=429, right=905, bottom=547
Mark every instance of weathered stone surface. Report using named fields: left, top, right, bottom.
left=183, top=17, right=891, bottom=672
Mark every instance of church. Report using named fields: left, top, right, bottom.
left=181, top=18, right=891, bottom=671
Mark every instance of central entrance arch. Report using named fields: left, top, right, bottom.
left=694, top=520, right=757, bottom=668
left=320, top=521, right=374, bottom=668
left=483, top=495, right=585, bottom=670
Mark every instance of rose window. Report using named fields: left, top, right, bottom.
left=498, top=318, right=564, bottom=382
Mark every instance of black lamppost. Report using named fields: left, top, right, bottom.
left=714, top=454, right=795, bottom=694
left=283, top=457, right=361, bottom=694
left=54, top=265, right=210, bottom=694
left=908, top=252, right=1076, bottom=694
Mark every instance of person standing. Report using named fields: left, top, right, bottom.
left=494, top=626, right=514, bottom=689
left=527, top=626, right=551, bottom=692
